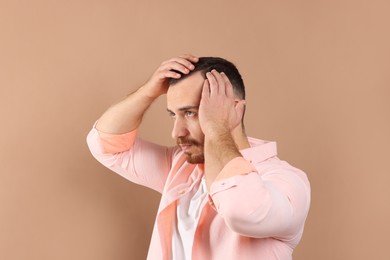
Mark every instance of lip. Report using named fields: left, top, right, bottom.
left=179, top=144, right=192, bottom=151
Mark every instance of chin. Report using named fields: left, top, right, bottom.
left=185, top=153, right=205, bottom=164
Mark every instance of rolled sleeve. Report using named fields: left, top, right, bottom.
left=86, top=123, right=174, bottom=193
left=97, top=129, right=138, bottom=154
left=208, top=157, right=310, bottom=240
left=208, top=157, right=257, bottom=212
left=214, top=157, right=257, bottom=182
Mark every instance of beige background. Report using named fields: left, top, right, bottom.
left=1, top=0, right=389, bottom=259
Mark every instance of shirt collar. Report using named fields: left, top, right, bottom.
left=240, top=137, right=277, bottom=164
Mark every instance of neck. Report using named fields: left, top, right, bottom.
left=231, top=125, right=250, bottom=150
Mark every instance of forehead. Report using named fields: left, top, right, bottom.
left=167, top=72, right=204, bottom=110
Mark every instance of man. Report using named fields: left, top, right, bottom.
left=87, top=54, right=311, bottom=260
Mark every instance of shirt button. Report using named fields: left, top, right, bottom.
left=178, top=189, right=186, bottom=195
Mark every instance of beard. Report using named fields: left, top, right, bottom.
left=177, top=137, right=205, bottom=164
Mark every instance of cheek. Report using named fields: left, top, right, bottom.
left=189, top=121, right=204, bottom=140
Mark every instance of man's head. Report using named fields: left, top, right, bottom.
left=169, top=57, right=245, bottom=99
left=166, top=57, right=246, bottom=164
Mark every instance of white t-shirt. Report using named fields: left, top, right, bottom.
left=172, top=177, right=207, bottom=260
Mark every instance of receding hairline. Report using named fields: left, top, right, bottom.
left=168, top=56, right=246, bottom=100
left=169, top=70, right=205, bottom=87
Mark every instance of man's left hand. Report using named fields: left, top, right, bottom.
left=199, top=70, right=246, bottom=137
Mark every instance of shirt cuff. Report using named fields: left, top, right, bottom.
left=214, top=157, right=257, bottom=182
left=208, top=157, right=257, bottom=211
left=96, top=127, right=138, bottom=154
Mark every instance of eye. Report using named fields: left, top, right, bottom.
left=168, top=112, right=176, bottom=119
left=185, top=111, right=196, bottom=118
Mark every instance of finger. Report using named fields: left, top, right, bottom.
left=221, top=72, right=234, bottom=97
left=160, top=61, right=191, bottom=75
left=161, top=70, right=181, bottom=79
left=162, top=57, right=196, bottom=71
left=201, top=79, right=210, bottom=99
left=211, top=70, right=225, bottom=95
left=179, top=54, right=199, bottom=64
left=206, top=72, right=218, bottom=95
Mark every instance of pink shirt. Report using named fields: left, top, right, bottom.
left=86, top=126, right=311, bottom=260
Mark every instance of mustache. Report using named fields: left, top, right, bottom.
left=176, top=138, right=202, bottom=146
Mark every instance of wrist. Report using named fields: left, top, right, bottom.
left=138, top=85, right=161, bottom=100
left=204, top=127, right=241, bottom=168
left=204, top=126, right=232, bottom=141
left=204, top=127, right=233, bottom=143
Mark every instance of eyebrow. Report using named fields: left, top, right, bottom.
left=166, top=106, right=199, bottom=114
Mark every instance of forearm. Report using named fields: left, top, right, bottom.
left=204, top=129, right=242, bottom=190
left=96, top=85, right=158, bottom=134
left=209, top=166, right=311, bottom=239
left=199, top=70, right=248, bottom=189
left=96, top=55, right=198, bottom=134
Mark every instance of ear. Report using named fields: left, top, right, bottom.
left=234, top=99, right=246, bottom=106
left=235, top=99, right=246, bottom=109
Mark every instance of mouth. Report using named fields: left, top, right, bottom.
left=179, top=144, right=192, bottom=152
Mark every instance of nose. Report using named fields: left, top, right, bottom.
left=171, top=118, right=189, bottom=139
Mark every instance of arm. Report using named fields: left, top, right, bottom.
left=198, top=70, right=310, bottom=240
left=96, top=55, right=199, bottom=134
left=210, top=161, right=311, bottom=240
left=87, top=55, right=199, bottom=191
left=199, top=70, right=246, bottom=190
left=87, top=128, right=177, bottom=192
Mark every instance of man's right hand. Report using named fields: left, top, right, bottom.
left=95, top=54, right=198, bottom=134
left=142, top=54, right=199, bottom=98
